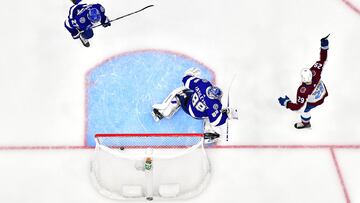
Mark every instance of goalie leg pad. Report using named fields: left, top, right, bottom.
left=152, top=86, right=187, bottom=120
left=152, top=86, right=186, bottom=110
left=154, top=97, right=181, bottom=119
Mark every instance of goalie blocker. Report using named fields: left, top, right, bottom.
left=152, top=68, right=238, bottom=143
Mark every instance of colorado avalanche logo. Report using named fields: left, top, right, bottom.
left=312, top=70, right=316, bottom=77
left=300, top=87, right=307, bottom=93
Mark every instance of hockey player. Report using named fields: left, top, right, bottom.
left=278, top=35, right=330, bottom=129
left=64, top=0, right=111, bottom=47
left=152, top=68, right=238, bottom=143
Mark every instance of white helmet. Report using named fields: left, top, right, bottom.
left=301, top=68, right=312, bottom=83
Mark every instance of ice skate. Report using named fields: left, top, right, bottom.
left=80, top=35, right=90, bottom=47
left=294, top=122, right=311, bottom=129
left=204, top=132, right=220, bottom=144
left=151, top=108, right=164, bottom=122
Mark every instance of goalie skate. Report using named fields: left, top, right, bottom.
left=204, top=132, right=220, bottom=144
left=151, top=108, right=164, bottom=122
left=294, top=122, right=311, bottom=129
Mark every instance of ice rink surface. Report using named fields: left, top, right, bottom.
left=0, top=0, right=360, bottom=202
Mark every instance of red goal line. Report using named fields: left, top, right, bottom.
left=0, top=144, right=360, bottom=151
left=95, top=133, right=204, bottom=137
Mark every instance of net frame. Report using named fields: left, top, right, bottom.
left=90, top=133, right=211, bottom=201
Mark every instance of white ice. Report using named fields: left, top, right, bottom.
left=0, top=0, right=360, bottom=202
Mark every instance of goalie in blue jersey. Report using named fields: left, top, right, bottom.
left=64, top=0, right=111, bottom=47
left=152, top=68, right=238, bottom=143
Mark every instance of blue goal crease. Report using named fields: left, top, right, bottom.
left=86, top=50, right=215, bottom=146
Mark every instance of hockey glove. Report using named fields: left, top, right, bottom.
left=321, top=34, right=330, bottom=49
left=71, top=28, right=81, bottom=39
left=72, top=32, right=80, bottom=39
left=102, top=19, right=111, bottom=27
left=222, top=107, right=239, bottom=119
left=184, top=67, right=201, bottom=77
left=278, top=95, right=290, bottom=107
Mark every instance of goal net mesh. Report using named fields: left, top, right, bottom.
left=90, top=133, right=210, bottom=200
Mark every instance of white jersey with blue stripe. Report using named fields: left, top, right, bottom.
left=182, top=75, right=228, bottom=127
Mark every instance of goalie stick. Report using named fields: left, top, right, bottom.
left=226, top=73, right=237, bottom=141
left=91, top=5, right=154, bottom=29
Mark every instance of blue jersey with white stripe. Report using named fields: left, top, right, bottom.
left=181, top=75, right=228, bottom=127
left=64, top=3, right=108, bottom=36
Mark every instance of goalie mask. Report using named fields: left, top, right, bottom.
left=301, top=68, right=313, bottom=84
left=206, top=86, right=223, bottom=100
left=87, top=8, right=101, bottom=23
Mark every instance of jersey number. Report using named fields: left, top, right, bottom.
left=192, top=94, right=206, bottom=112
left=71, top=19, right=79, bottom=27
left=297, top=96, right=305, bottom=104
left=314, top=62, right=322, bottom=69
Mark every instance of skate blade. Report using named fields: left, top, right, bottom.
left=151, top=111, right=160, bottom=122
left=204, top=138, right=220, bottom=145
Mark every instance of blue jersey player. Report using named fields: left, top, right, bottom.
left=65, top=0, right=111, bottom=47
left=152, top=68, right=238, bottom=143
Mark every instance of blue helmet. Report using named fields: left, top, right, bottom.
left=207, top=86, right=223, bottom=100
left=87, top=8, right=101, bottom=23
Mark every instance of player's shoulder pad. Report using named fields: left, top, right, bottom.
left=208, top=98, right=222, bottom=111
left=182, top=75, right=193, bottom=84
left=193, top=77, right=202, bottom=83
left=75, top=3, right=87, bottom=10
left=200, top=78, right=210, bottom=84
left=69, top=3, right=87, bottom=19
left=91, top=3, right=105, bottom=13
left=298, top=84, right=312, bottom=96
left=299, top=86, right=307, bottom=94
left=195, top=78, right=211, bottom=87
left=207, top=99, right=223, bottom=120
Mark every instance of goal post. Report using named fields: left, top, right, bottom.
left=90, top=133, right=211, bottom=201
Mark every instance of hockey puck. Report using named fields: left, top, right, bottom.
left=120, top=147, right=125, bottom=150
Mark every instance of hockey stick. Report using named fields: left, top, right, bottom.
left=226, top=73, right=237, bottom=141
left=92, top=5, right=154, bottom=29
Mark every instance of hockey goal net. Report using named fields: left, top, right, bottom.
left=90, top=133, right=210, bottom=201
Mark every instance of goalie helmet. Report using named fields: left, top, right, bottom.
left=206, top=86, right=223, bottom=100
left=301, top=68, right=312, bottom=84
left=87, top=8, right=101, bottom=24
